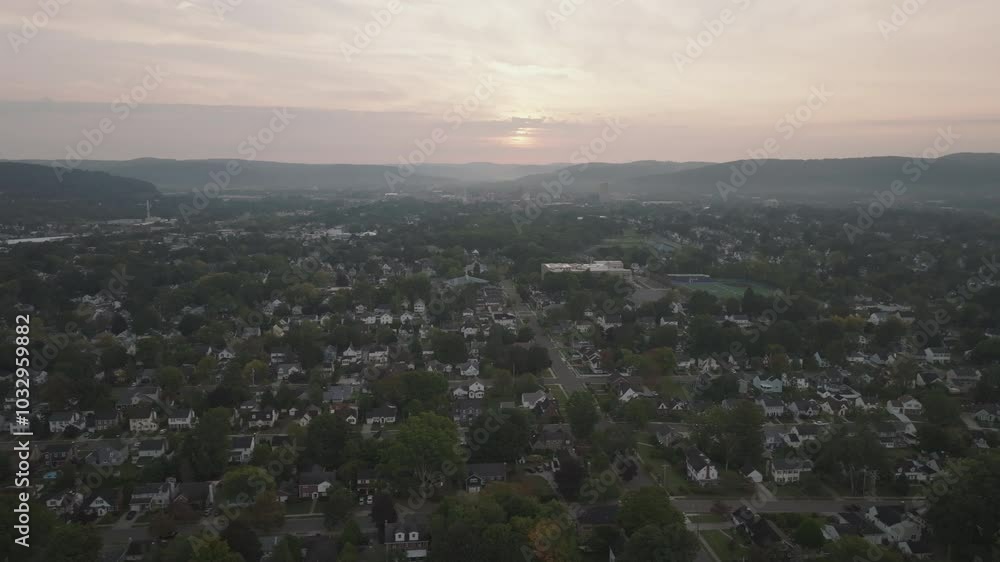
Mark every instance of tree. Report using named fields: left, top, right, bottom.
left=618, top=487, right=684, bottom=536
left=927, top=455, right=1000, bottom=558
left=304, top=413, right=356, bottom=469
left=553, top=452, right=585, bottom=500
left=157, top=366, right=185, bottom=399
left=824, top=537, right=902, bottom=562
left=149, top=513, right=178, bottom=539
left=695, top=401, right=764, bottom=470
left=180, top=407, right=231, bottom=480
left=249, top=490, right=286, bottom=530
left=44, top=524, right=103, bottom=562
left=338, top=542, right=360, bottom=562
left=620, top=524, right=699, bottom=562
left=324, top=483, right=356, bottom=529
left=371, top=493, right=398, bottom=537
left=623, top=398, right=656, bottom=428
left=381, top=412, right=460, bottom=486
left=221, top=519, right=262, bottom=562
left=430, top=330, right=467, bottom=363
left=792, top=518, right=825, bottom=549
left=566, top=391, right=599, bottom=439
left=340, top=518, right=364, bottom=548
left=191, top=536, right=244, bottom=562
left=219, top=466, right=276, bottom=504
left=468, top=408, right=532, bottom=463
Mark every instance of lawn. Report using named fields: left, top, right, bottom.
left=701, top=530, right=750, bottom=561
left=285, top=499, right=318, bottom=515
left=545, top=384, right=570, bottom=409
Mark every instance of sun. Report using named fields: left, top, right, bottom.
left=503, top=127, right=538, bottom=147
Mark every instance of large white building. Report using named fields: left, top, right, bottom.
left=541, top=260, right=631, bottom=277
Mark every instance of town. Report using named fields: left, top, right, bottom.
left=2, top=197, right=999, bottom=562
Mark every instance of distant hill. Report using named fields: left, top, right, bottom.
left=50, top=158, right=457, bottom=193
left=624, top=153, right=1000, bottom=204
left=488, top=161, right=712, bottom=193
left=0, top=162, right=159, bottom=201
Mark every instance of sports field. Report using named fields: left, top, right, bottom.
left=677, top=279, right=780, bottom=299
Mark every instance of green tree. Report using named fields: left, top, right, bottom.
left=44, top=524, right=103, bottom=562
left=566, top=391, right=599, bottom=439
left=324, top=483, right=356, bottom=529
left=221, top=519, right=262, bottom=562
left=793, top=518, right=825, bottom=549
left=824, top=537, right=903, bottom=562
left=219, top=466, right=276, bottom=504
left=468, top=408, right=532, bottom=463
left=381, top=412, right=460, bottom=485
left=620, top=524, right=699, bottom=562
left=180, top=407, right=231, bottom=479
left=191, top=536, right=244, bottom=562
left=304, top=413, right=357, bottom=469
left=618, top=487, right=684, bottom=536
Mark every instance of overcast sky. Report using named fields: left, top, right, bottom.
left=2, top=0, right=997, bottom=164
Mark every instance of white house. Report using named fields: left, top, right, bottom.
left=756, top=396, right=785, bottom=418
left=48, top=411, right=85, bottom=434
left=128, top=405, right=159, bottom=433
left=924, top=347, right=950, bottom=364
left=685, top=448, right=719, bottom=486
left=886, top=395, right=923, bottom=416
left=168, top=408, right=196, bottom=430
left=769, top=458, right=813, bottom=485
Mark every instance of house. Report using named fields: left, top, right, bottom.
left=457, top=360, right=480, bottom=378
left=972, top=404, right=1000, bottom=424
left=138, top=439, right=168, bottom=460
left=173, top=482, right=214, bottom=513
left=742, top=465, right=764, bottom=484
left=886, top=395, right=923, bottom=416
left=465, top=463, right=507, bottom=492
left=42, top=443, right=76, bottom=466
left=684, top=448, right=719, bottom=486
left=452, top=399, right=483, bottom=424
left=230, top=435, right=256, bottom=464
left=865, top=505, right=922, bottom=543
left=82, top=440, right=130, bottom=468
left=896, top=459, right=938, bottom=483
left=82, top=489, right=121, bottom=517
left=755, top=396, right=785, bottom=418
left=531, top=424, right=573, bottom=451
left=752, top=375, right=783, bottom=394
left=769, top=458, right=813, bottom=484
left=453, top=380, right=486, bottom=399
left=128, top=405, right=159, bottom=433
left=298, top=466, right=338, bottom=499
left=92, top=409, right=121, bottom=432
left=923, top=347, right=950, bottom=364
left=788, top=400, right=820, bottom=418
left=521, top=390, right=548, bottom=409
left=130, top=480, right=177, bottom=513
left=244, top=408, right=278, bottom=429
left=48, top=411, right=85, bottom=434
left=597, top=314, right=623, bottom=330
left=366, top=406, right=398, bottom=425
left=385, top=517, right=430, bottom=561
left=323, top=384, right=354, bottom=404
left=168, top=408, right=196, bottom=430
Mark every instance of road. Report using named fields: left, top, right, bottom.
left=502, top=280, right=594, bottom=393
left=670, top=497, right=922, bottom=514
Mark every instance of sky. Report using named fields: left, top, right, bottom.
left=1, top=0, right=998, bottom=165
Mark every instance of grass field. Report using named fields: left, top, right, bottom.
left=679, top=279, right=780, bottom=299
left=701, top=530, right=750, bottom=561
